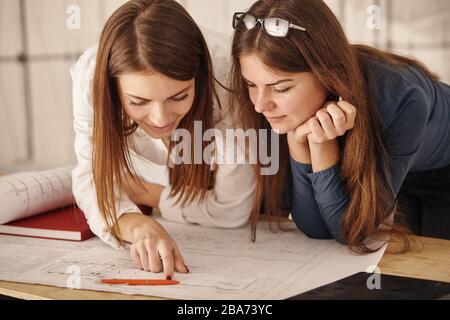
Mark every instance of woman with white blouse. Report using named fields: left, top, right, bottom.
left=71, top=0, right=256, bottom=279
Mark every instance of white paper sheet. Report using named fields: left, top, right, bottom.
left=0, top=166, right=74, bottom=224
left=0, top=218, right=386, bottom=300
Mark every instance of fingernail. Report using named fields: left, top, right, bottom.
left=166, top=275, right=172, bottom=281
left=184, top=265, right=190, bottom=273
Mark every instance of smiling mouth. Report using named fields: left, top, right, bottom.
left=147, top=121, right=177, bottom=132
left=265, top=115, right=287, bottom=122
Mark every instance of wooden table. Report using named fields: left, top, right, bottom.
left=1, top=172, right=448, bottom=299
left=378, top=236, right=450, bottom=283
left=1, top=235, right=449, bottom=300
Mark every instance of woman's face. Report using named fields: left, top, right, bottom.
left=239, top=53, right=328, bottom=134
left=118, top=72, right=196, bottom=139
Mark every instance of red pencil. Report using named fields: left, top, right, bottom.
left=99, top=278, right=180, bottom=286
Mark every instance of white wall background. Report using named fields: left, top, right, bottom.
left=0, top=0, right=449, bottom=173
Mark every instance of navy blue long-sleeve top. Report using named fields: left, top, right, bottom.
left=290, top=58, right=450, bottom=241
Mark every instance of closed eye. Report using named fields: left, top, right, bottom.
left=129, top=100, right=148, bottom=107
left=172, top=94, right=189, bottom=102
left=273, top=87, right=292, bottom=93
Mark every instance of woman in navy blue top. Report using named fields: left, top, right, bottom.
left=229, top=0, right=450, bottom=253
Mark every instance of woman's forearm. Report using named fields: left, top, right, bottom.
left=288, top=141, right=312, bottom=164
left=288, top=135, right=341, bottom=172
left=309, top=139, right=341, bottom=173
left=126, top=174, right=164, bottom=208
left=143, top=182, right=164, bottom=208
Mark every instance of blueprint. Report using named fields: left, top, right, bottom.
left=0, top=218, right=386, bottom=300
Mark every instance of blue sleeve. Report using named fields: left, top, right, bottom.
left=290, top=159, right=333, bottom=239
left=382, top=87, right=430, bottom=195
left=290, top=158, right=349, bottom=241
left=290, top=86, right=430, bottom=242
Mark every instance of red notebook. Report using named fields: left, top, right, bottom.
left=0, top=205, right=95, bottom=242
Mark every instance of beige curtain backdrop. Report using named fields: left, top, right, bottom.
left=0, top=0, right=449, bottom=172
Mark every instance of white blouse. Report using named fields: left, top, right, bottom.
left=71, top=29, right=256, bottom=249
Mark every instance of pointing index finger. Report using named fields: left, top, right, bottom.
left=158, top=244, right=175, bottom=279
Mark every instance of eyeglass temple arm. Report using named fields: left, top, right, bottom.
left=290, top=23, right=307, bottom=32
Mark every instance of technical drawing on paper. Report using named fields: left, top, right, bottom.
left=0, top=218, right=386, bottom=300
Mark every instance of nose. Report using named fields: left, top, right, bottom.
left=147, top=103, right=172, bottom=127
left=253, top=89, right=274, bottom=114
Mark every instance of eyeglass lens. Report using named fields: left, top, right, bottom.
left=264, top=18, right=290, bottom=37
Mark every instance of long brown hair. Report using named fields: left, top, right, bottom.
left=229, top=0, right=439, bottom=253
left=92, top=0, right=221, bottom=243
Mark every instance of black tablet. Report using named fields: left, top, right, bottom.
left=288, top=272, right=450, bottom=300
